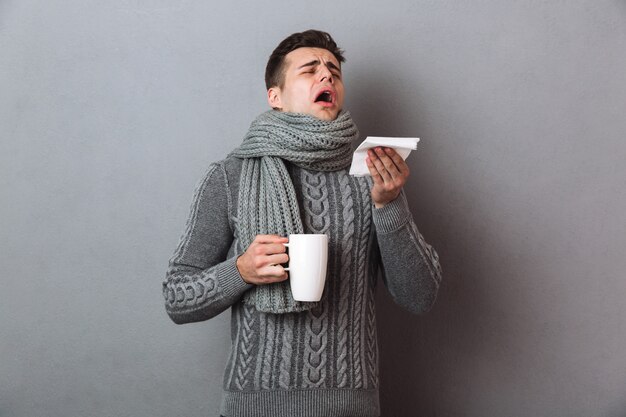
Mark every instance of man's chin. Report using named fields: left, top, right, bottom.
left=312, top=108, right=341, bottom=121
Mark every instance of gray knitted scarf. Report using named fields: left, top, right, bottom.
left=229, top=109, right=359, bottom=314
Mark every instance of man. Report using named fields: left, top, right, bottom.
left=163, top=29, right=442, bottom=417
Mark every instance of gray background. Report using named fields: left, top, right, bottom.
left=2, top=1, right=625, bottom=416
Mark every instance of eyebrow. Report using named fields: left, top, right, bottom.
left=297, top=60, right=341, bottom=72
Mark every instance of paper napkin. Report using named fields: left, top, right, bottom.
left=349, top=136, right=420, bottom=177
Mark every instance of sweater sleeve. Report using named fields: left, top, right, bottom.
left=372, top=189, right=442, bottom=315
left=162, top=162, right=253, bottom=324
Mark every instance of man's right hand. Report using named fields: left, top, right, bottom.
left=236, top=235, right=289, bottom=285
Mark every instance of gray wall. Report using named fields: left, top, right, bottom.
left=2, top=1, right=625, bottom=416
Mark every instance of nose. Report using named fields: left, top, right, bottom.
left=319, top=66, right=333, bottom=83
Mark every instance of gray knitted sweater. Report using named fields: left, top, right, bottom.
left=162, top=156, right=442, bottom=417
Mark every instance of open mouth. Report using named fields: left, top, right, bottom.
left=315, top=90, right=334, bottom=104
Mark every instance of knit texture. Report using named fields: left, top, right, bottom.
left=163, top=155, right=443, bottom=417
left=228, top=110, right=359, bottom=314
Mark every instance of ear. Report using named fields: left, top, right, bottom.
left=267, top=87, right=282, bottom=110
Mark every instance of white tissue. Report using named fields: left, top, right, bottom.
left=349, top=136, right=420, bottom=177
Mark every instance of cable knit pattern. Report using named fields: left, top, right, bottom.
left=351, top=241, right=366, bottom=390
left=278, top=313, right=294, bottom=389
left=356, top=175, right=375, bottom=388
left=257, top=313, right=276, bottom=389
left=303, top=303, right=329, bottom=388
left=162, top=265, right=219, bottom=312
left=301, top=171, right=330, bottom=234
left=163, top=153, right=443, bottom=417
left=301, top=170, right=330, bottom=389
left=336, top=170, right=355, bottom=388
left=365, top=284, right=379, bottom=389
left=234, top=304, right=256, bottom=390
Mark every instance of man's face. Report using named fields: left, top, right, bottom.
left=267, top=47, right=345, bottom=121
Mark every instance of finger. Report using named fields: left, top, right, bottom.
left=366, top=156, right=384, bottom=185
left=266, top=253, right=289, bottom=266
left=384, top=147, right=410, bottom=176
left=376, top=147, right=401, bottom=179
left=254, top=234, right=289, bottom=244
left=383, top=147, right=406, bottom=167
left=369, top=149, right=392, bottom=183
left=259, top=265, right=288, bottom=280
left=259, top=242, right=287, bottom=255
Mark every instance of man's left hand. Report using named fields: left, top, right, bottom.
left=366, top=147, right=410, bottom=208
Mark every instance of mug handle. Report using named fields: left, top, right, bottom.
left=282, top=243, right=289, bottom=271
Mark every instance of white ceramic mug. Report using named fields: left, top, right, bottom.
left=283, top=234, right=329, bottom=302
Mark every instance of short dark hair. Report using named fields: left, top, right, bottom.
left=265, top=29, right=345, bottom=90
